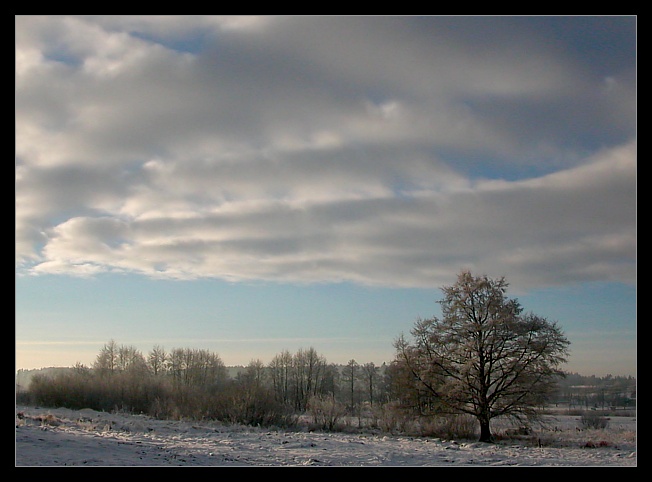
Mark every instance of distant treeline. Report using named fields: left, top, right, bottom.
left=551, top=373, right=636, bottom=410
left=16, top=341, right=400, bottom=430
left=17, top=365, right=636, bottom=408
left=15, top=340, right=636, bottom=434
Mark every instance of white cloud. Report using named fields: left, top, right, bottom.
left=18, top=140, right=635, bottom=289
left=16, top=16, right=636, bottom=291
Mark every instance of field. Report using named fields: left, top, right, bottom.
left=15, top=404, right=636, bottom=466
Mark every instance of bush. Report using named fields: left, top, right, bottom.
left=307, top=394, right=347, bottom=431
left=220, top=384, right=297, bottom=428
left=420, top=414, right=478, bottom=440
left=581, top=411, right=609, bottom=430
left=371, top=401, right=417, bottom=434
left=584, top=440, right=611, bottom=448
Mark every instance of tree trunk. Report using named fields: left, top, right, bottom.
left=478, top=417, right=493, bottom=443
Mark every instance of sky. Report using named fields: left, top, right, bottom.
left=15, top=15, right=636, bottom=377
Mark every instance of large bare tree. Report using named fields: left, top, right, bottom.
left=395, top=270, right=570, bottom=442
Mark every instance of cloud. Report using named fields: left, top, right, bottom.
left=19, top=140, right=636, bottom=289
left=16, top=16, right=636, bottom=290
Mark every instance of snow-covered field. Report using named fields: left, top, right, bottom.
left=15, top=405, right=636, bottom=467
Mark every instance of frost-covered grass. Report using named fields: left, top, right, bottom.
left=15, top=405, right=636, bottom=466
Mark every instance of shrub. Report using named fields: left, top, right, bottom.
left=307, top=394, right=347, bottom=431
left=371, top=401, right=416, bottom=434
left=221, top=385, right=297, bottom=428
left=581, top=411, right=609, bottom=430
left=584, top=440, right=611, bottom=448
left=420, top=414, right=478, bottom=440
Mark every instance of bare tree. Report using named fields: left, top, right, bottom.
left=319, top=363, right=340, bottom=397
left=292, top=347, right=326, bottom=411
left=116, top=344, right=148, bottom=375
left=361, top=362, right=379, bottom=407
left=166, top=347, right=226, bottom=388
left=147, top=345, right=167, bottom=376
left=341, top=359, right=360, bottom=412
left=395, top=270, right=570, bottom=442
left=239, top=358, right=267, bottom=390
left=269, top=350, right=293, bottom=405
left=93, top=339, right=118, bottom=376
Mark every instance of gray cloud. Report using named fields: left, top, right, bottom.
left=16, top=16, right=636, bottom=290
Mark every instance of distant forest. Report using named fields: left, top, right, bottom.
left=552, top=372, right=636, bottom=410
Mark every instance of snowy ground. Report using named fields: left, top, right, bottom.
left=15, top=405, right=636, bottom=467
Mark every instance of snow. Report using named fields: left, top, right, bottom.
left=15, top=405, right=636, bottom=467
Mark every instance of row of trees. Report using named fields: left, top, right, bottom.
left=24, top=271, right=588, bottom=442
left=552, top=373, right=636, bottom=410
left=26, top=341, right=395, bottom=427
